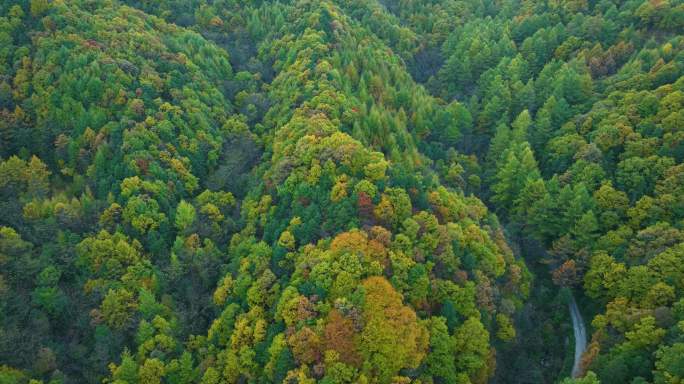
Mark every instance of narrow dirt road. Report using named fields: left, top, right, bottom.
left=570, top=294, right=587, bottom=378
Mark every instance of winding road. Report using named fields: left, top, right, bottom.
left=569, top=294, right=587, bottom=378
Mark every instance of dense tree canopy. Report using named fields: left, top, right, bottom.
left=0, top=0, right=683, bottom=383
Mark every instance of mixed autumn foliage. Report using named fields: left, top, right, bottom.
left=0, top=0, right=683, bottom=383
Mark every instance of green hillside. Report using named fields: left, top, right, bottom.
left=0, top=0, right=683, bottom=383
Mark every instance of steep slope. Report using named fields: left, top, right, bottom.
left=0, top=0, right=247, bottom=381
left=0, top=0, right=529, bottom=383
left=146, top=1, right=530, bottom=383
left=367, top=1, right=684, bottom=383
left=2, top=0, right=683, bottom=383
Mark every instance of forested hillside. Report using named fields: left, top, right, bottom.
left=0, top=0, right=683, bottom=383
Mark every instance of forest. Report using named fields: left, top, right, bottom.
left=0, top=0, right=683, bottom=383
